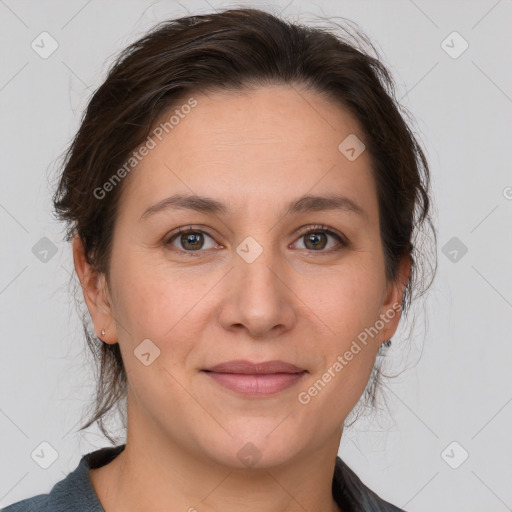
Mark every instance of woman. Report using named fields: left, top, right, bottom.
left=2, top=7, right=436, bottom=512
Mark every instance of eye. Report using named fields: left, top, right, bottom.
left=164, top=224, right=348, bottom=256
left=292, top=224, right=348, bottom=252
left=165, top=226, right=219, bottom=253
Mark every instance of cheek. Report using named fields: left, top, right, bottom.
left=295, top=293, right=380, bottom=431
left=110, top=261, right=202, bottom=407
left=294, top=261, right=383, bottom=401
left=110, top=250, right=207, bottom=341
left=300, top=261, right=385, bottom=340
left=108, top=255, right=225, bottom=401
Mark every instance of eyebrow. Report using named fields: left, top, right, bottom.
left=140, top=193, right=367, bottom=221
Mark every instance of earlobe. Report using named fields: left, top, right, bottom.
left=72, top=234, right=117, bottom=344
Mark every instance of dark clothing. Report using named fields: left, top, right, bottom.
left=1, top=444, right=405, bottom=511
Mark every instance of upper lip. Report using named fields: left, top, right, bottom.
left=203, top=360, right=306, bottom=374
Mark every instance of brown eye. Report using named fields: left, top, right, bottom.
left=166, top=228, right=217, bottom=252
left=303, top=232, right=328, bottom=250
left=179, top=231, right=204, bottom=250
left=293, top=226, right=348, bottom=252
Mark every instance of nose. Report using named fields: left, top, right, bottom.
left=218, top=250, right=296, bottom=339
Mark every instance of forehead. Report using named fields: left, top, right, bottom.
left=116, top=84, right=378, bottom=224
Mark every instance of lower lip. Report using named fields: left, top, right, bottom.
left=202, top=371, right=307, bottom=396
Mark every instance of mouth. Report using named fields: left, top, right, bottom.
left=201, top=360, right=308, bottom=397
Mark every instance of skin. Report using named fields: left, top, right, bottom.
left=74, top=84, right=410, bottom=512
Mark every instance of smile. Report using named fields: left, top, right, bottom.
left=201, top=370, right=308, bottom=397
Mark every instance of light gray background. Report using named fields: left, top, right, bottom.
left=1, top=1, right=511, bottom=511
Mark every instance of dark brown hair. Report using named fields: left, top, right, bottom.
left=52, top=7, right=437, bottom=443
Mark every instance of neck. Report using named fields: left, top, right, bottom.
left=89, top=400, right=344, bottom=512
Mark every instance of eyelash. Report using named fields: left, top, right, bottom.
left=164, top=224, right=348, bottom=257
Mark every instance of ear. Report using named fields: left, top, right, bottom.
left=378, top=254, right=411, bottom=343
left=72, top=234, right=118, bottom=344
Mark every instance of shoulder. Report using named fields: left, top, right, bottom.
left=1, top=493, right=49, bottom=512
left=333, top=456, right=406, bottom=512
left=0, top=470, right=88, bottom=512
left=1, top=445, right=124, bottom=512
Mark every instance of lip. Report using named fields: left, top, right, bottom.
left=204, top=359, right=306, bottom=374
left=201, top=360, right=307, bottom=397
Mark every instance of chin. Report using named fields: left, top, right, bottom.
left=205, top=422, right=303, bottom=470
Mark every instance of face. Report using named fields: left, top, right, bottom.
left=75, top=84, right=408, bottom=469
